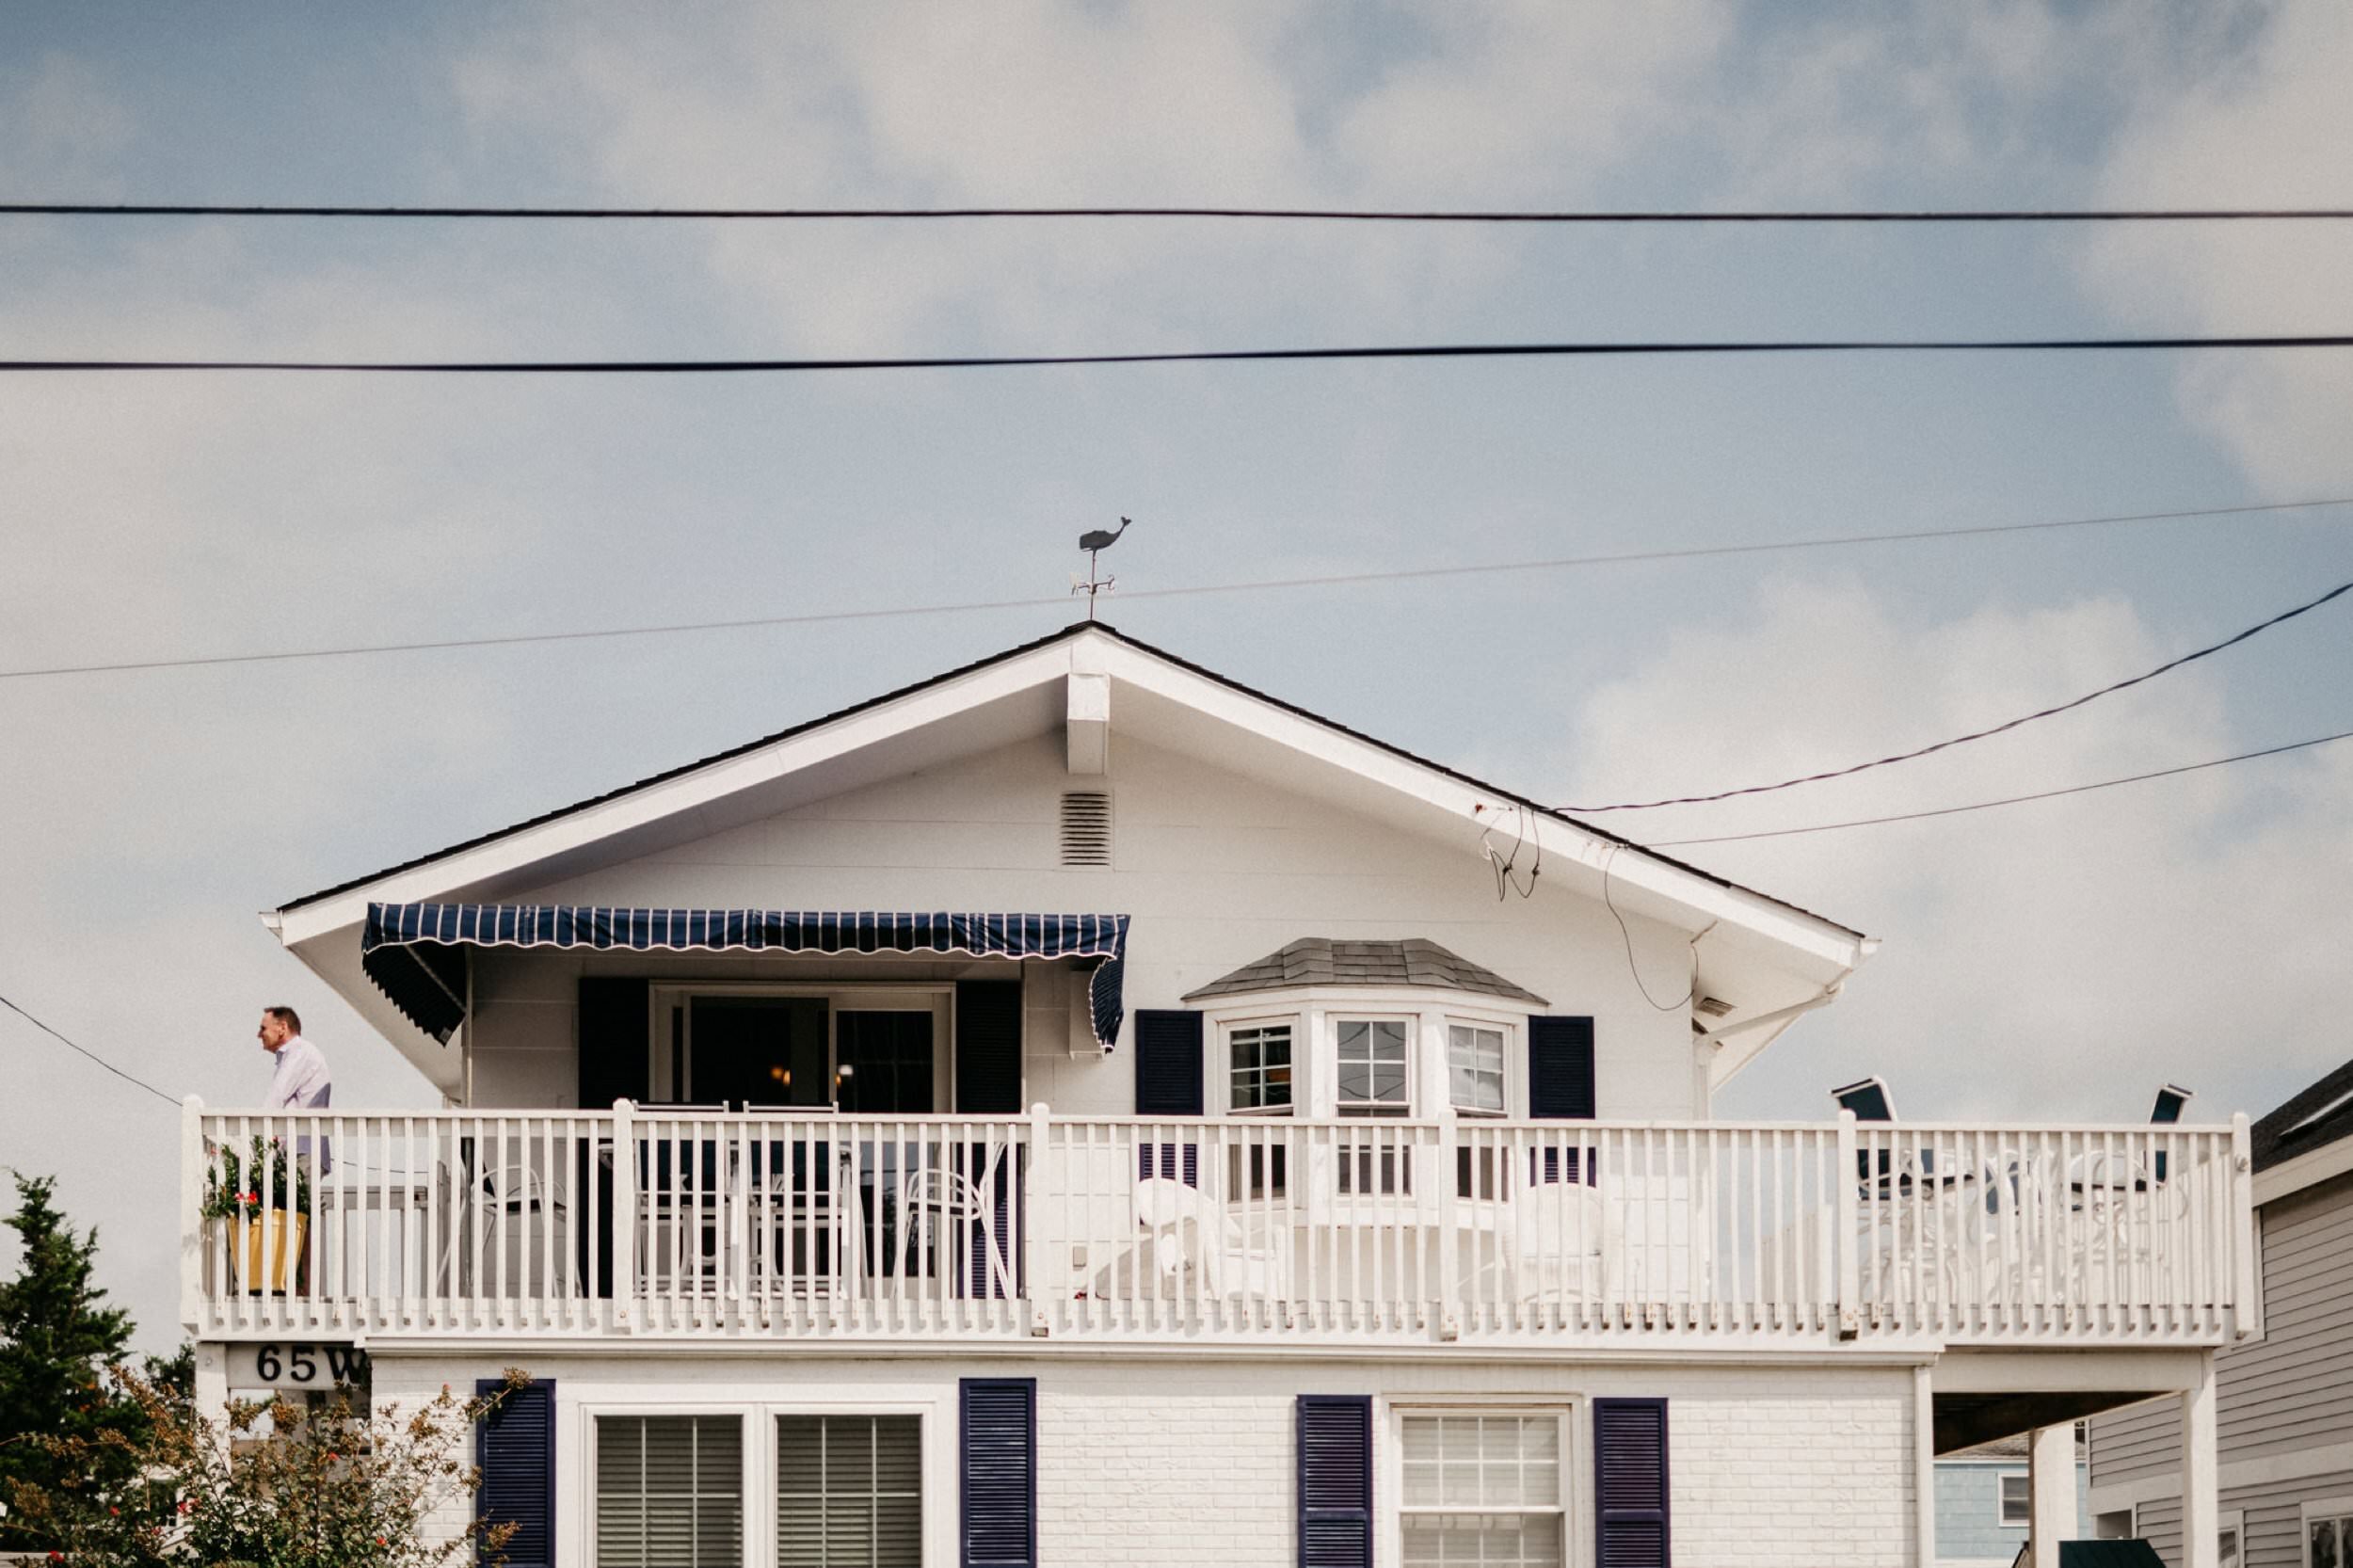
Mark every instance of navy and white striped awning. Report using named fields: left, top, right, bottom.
left=361, top=903, right=1131, bottom=1048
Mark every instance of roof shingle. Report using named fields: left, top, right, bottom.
left=1182, top=937, right=1547, bottom=1006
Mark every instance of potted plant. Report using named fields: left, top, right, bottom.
left=200, top=1135, right=312, bottom=1293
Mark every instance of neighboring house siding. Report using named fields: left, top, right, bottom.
left=2089, top=1173, right=2353, bottom=1567
left=463, top=730, right=1705, bottom=1119
left=376, top=1352, right=1918, bottom=1568
left=1934, top=1461, right=2089, bottom=1564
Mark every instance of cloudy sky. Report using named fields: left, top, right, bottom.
left=3, top=3, right=2349, bottom=1351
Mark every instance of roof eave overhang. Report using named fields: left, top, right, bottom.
left=269, top=624, right=1872, bottom=1016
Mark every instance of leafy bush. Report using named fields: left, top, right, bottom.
left=2, top=1366, right=529, bottom=1567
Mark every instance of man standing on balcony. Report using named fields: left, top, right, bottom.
left=259, top=1005, right=330, bottom=1112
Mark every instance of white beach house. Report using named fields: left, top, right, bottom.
left=181, top=620, right=2259, bottom=1568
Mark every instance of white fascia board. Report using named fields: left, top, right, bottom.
left=2252, top=1136, right=2353, bottom=1206
left=272, top=644, right=1077, bottom=948
left=1100, top=639, right=1871, bottom=975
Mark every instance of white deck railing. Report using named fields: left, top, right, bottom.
left=181, top=1103, right=2257, bottom=1348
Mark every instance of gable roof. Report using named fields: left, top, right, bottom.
left=1183, top=937, right=1547, bottom=1005
left=278, top=618, right=1859, bottom=939
left=267, top=618, right=1873, bottom=1087
left=2252, top=1056, right=2353, bottom=1172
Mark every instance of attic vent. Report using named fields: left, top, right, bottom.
left=1693, top=995, right=1736, bottom=1019
left=1060, top=790, right=1112, bottom=867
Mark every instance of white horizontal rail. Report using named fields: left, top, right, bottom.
left=185, top=1106, right=2250, bottom=1347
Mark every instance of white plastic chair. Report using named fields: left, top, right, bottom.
left=1132, top=1176, right=1289, bottom=1301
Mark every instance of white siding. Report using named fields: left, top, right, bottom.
left=371, top=1351, right=1918, bottom=1568
left=462, top=730, right=1702, bottom=1118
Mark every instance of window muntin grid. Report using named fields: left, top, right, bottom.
left=1401, top=1415, right=1565, bottom=1568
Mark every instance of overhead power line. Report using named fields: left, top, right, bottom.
left=1561, top=577, right=2353, bottom=812
left=2, top=494, right=2345, bottom=683
left=8, top=201, right=2353, bottom=224
left=1645, top=728, right=2353, bottom=846
left=0, top=991, right=180, bottom=1107
left=12, top=335, right=2353, bottom=376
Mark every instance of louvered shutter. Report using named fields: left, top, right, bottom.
left=955, top=980, right=1026, bottom=1114
left=476, top=1379, right=554, bottom=1568
left=1529, top=1015, right=1597, bottom=1185
left=961, top=1378, right=1036, bottom=1568
left=1593, top=1398, right=1670, bottom=1568
left=1296, top=1395, right=1372, bottom=1568
left=1133, top=1009, right=1204, bottom=1115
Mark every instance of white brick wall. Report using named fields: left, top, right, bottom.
left=347, top=1350, right=1919, bottom=1567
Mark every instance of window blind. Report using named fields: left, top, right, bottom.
left=596, top=1414, right=744, bottom=1568
left=776, top=1415, right=922, bottom=1568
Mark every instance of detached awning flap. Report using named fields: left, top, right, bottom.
left=360, top=904, right=1131, bottom=1049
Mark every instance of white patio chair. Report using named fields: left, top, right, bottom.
left=898, top=1166, right=1015, bottom=1301
left=1132, top=1176, right=1289, bottom=1302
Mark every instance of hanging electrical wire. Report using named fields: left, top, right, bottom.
left=0, top=991, right=180, bottom=1106
left=10, top=333, right=2353, bottom=376
left=1561, top=577, right=2353, bottom=812
left=1641, top=728, right=2353, bottom=846
left=9, top=201, right=2353, bottom=223
left=2, top=494, right=2345, bottom=682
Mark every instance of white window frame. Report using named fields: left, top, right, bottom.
left=2305, top=1495, right=2353, bottom=1568
left=1997, top=1469, right=2031, bottom=1527
left=2219, top=1506, right=2245, bottom=1568
left=1383, top=1398, right=1580, bottom=1568
left=581, top=1393, right=949, bottom=1568
left=1223, top=1016, right=1297, bottom=1116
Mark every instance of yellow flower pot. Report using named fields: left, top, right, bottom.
left=229, top=1211, right=310, bottom=1294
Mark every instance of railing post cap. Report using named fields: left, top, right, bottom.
left=183, top=1093, right=204, bottom=1110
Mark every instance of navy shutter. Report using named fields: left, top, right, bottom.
left=956, top=980, right=1026, bottom=1114
left=577, top=977, right=650, bottom=1109
left=1133, top=1009, right=1205, bottom=1115
left=475, top=1378, right=554, bottom=1568
left=961, top=1377, right=1037, bottom=1568
left=1297, top=1396, right=1372, bottom=1568
left=1529, top=1015, right=1597, bottom=1183
left=1593, top=1398, right=1670, bottom=1568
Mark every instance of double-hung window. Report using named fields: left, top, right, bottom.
left=1225, top=1021, right=1293, bottom=1199
left=775, top=1414, right=921, bottom=1568
left=1448, top=1022, right=1507, bottom=1115
left=596, top=1414, right=744, bottom=1568
left=1400, top=1413, right=1566, bottom=1567
left=1998, top=1472, right=2030, bottom=1528
left=1336, top=1019, right=1410, bottom=1116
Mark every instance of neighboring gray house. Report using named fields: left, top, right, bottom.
left=1937, top=1432, right=2090, bottom=1567
left=2089, top=1058, right=2353, bottom=1568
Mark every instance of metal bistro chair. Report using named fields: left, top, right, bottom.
left=897, top=1165, right=1015, bottom=1302
left=2069, top=1083, right=2195, bottom=1305
left=1832, top=1077, right=2006, bottom=1307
